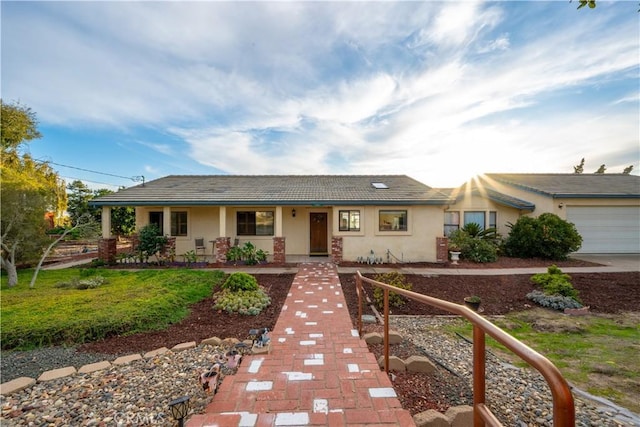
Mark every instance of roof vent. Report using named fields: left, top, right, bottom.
left=371, top=182, right=388, bottom=189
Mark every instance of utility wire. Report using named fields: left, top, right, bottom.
left=35, top=158, right=144, bottom=184
left=59, top=175, right=121, bottom=188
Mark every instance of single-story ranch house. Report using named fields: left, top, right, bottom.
left=90, top=173, right=640, bottom=263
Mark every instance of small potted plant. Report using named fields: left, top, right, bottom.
left=463, top=295, right=481, bottom=311
left=448, top=243, right=462, bottom=265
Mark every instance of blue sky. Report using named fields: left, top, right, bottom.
left=2, top=1, right=638, bottom=190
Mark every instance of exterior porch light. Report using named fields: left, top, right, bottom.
left=292, top=208, right=296, bottom=218
left=168, top=395, right=190, bottom=427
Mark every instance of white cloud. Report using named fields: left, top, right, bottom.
left=2, top=2, right=638, bottom=188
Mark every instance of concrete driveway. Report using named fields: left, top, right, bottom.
left=572, top=254, right=640, bottom=271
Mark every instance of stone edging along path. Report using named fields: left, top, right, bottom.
left=0, top=336, right=258, bottom=396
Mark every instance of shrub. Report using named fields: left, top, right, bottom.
left=222, top=272, right=259, bottom=292
left=531, top=265, right=580, bottom=299
left=526, top=290, right=583, bottom=311
left=183, top=250, right=198, bottom=264
left=528, top=265, right=581, bottom=310
left=226, top=246, right=243, bottom=262
left=137, top=224, right=168, bottom=262
left=55, top=276, right=107, bottom=290
left=449, top=229, right=499, bottom=263
left=464, top=239, right=498, bottom=263
left=214, top=288, right=271, bottom=315
left=226, top=242, right=269, bottom=265
left=372, top=271, right=412, bottom=309
left=504, top=213, right=582, bottom=260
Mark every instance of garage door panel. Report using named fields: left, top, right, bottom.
left=566, top=206, right=640, bottom=254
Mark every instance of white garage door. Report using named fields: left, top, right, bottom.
left=566, top=206, right=640, bottom=253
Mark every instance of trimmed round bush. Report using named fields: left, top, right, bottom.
left=222, top=272, right=259, bottom=292
left=504, top=213, right=582, bottom=260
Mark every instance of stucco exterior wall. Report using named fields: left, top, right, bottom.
left=334, top=205, right=444, bottom=263
left=135, top=206, right=221, bottom=256
left=447, top=194, right=522, bottom=237
left=131, top=203, right=449, bottom=262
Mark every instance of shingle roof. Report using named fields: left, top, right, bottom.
left=436, top=187, right=536, bottom=211
left=90, top=175, right=454, bottom=206
left=483, top=173, right=640, bottom=198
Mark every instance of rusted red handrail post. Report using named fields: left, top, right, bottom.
left=356, top=275, right=363, bottom=336
left=384, top=288, right=390, bottom=374
left=473, top=325, right=486, bottom=427
left=354, top=271, right=575, bottom=427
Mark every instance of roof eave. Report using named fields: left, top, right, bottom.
left=90, top=199, right=454, bottom=207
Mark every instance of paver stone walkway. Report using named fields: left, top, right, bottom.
left=187, top=262, right=415, bottom=426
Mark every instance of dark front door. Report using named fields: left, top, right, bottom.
left=309, top=213, right=328, bottom=255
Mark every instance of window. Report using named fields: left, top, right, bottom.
left=149, top=211, right=163, bottom=234
left=489, top=211, right=497, bottom=229
left=171, top=211, right=188, bottom=236
left=339, top=210, right=360, bottom=231
left=379, top=210, right=407, bottom=231
left=464, top=211, right=486, bottom=230
left=237, top=211, right=274, bottom=236
left=444, top=211, right=460, bottom=236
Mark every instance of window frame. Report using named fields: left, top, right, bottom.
left=444, top=211, right=460, bottom=236
left=463, top=211, right=486, bottom=230
left=489, top=211, right=497, bottom=229
left=236, top=210, right=275, bottom=236
left=170, top=211, right=188, bottom=236
left=378, top=209, right=408, bottom=232
left=149, top=211, right=164, bottom=234
left=339, top=210, right=361, bottom=232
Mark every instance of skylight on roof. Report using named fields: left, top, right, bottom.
left=371, top=182, right=388, bottom=189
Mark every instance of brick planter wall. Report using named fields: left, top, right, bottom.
left=98, top=238, right=117, bottom=264
left=215, top=237, right=230, bottom=264
left=331, top=236, right=343, bottom=264
left=273, top=237, right=286, bottom=263
left=436, top=237, right=448, bottom=263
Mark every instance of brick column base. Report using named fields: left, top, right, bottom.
left=436, top=237, right=448, bottom=263
left=273, top=237, right=286, bottom=264
left=331, top=236, right=343, bottom=264
left=98, top=238, right=117, bottom=264
left=215, top=237, right=230, bottom=264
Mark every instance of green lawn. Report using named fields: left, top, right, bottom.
left=1, top=268, right=225, bottom=350
left=448, top=309, right=640, bottom=413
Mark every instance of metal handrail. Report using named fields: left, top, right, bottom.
left=355, top=271, right=575, bottom=427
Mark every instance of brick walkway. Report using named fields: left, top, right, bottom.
left=187, top=262, right=415, bottom=427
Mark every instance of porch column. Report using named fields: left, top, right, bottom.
left=331, top=236, right=343, bottom=264
left=163, top=206, right=171, bottom=236
left=219, top=206, right=227, bottom=236
left=98, top=238, right=117, bottom=264
left=101, top=206, right=112, bottom=238
left=275, top=206, right=283, bottom=237
left=273, top=237, right=286, bottom=263
left=215, top=237, right=230, bottom=263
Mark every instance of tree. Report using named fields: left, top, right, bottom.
left=111, top=205, right=136, bottom=236
left=575, top=0, right=596, bottom=9
left=623, top=165, right=634, bottom=174
left=573, top=158, right=585, bottom=174
left=1, top=100, right=41, bottom=152
left=595, top=164, right=606, bottom=174
left=67, top=180, right=95, bottom=224
left=1, top=100, right=67, bottom=287
left=28, top=214, right=100, bottom=288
